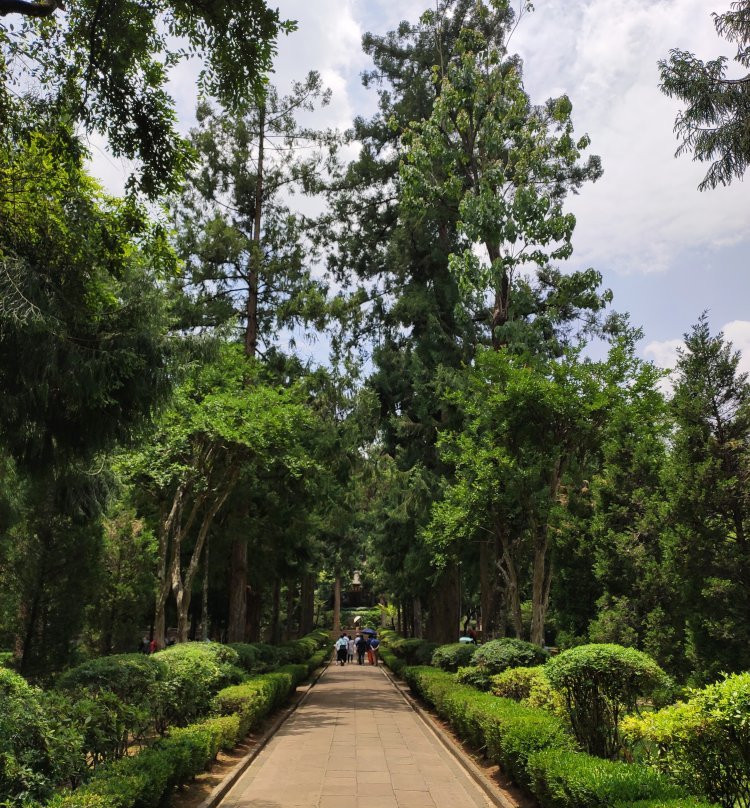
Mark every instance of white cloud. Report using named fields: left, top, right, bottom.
left=644, top=321, right=750, bottom=382
left=644, top=337, right=683, bottom=370
left=513, top=0, right=750, bottom=274
left=721, top=321, right=750, bottom=376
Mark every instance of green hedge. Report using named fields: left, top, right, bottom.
left=381, top=648, right=406, bottom=676
left=48, top=711, right=246, bottom=808
left=528, top=749, right=686, bottom=808
left=154, top=643, right=243, bottom=730
left=48, top=653, right=320, bottom=808
left=401, top=666, right=702, bottom=808
left=213, top=673, right=294, bottom=736
left=402, top=667, right=572, bottom=787
left=623, top=671, right=750, bottom=808
left=431, top=643, right=476, bottom=672
left=473, top=638, right=549, bottom=674
left=455, top=666, right=492, bottom=691
left=614, top=801, right=717, bottom=808
left=386, top=636, right=439, bottom=666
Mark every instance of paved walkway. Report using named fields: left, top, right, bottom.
left=221, top=661, right=492, bottom=808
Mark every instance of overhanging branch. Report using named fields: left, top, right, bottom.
left=0, top=0, right=63, bottom=16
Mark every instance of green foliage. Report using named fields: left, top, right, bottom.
left=490, top=665, right=565, bottom=716
left=431, top=643, right=476, bottom=672
left=47, top=658, right=308, bottom=808
left=491, top=666, right=549, bottom=701
left=473, top=638, right=549, bottom=674
left=154, top=643, right=242, bottom=729
left=546, top=644, right=668, bottom=759
left=614, top=801, right=717, bottom=808
left=659, top=4, right=750, bottom=190
left=623, top=671, right=750, bottom=808
left=0, top=668, right=82, bottom=806
left=228, top=644, right=259, bottom=672
left=1, top=1, right=293, bottom=197
left=213, top=674, right=293, bottom=736
left=665, top=317, right=750, bottom=682
left=386, top=636, right=439, bottom=666
left=402, top=666, right=574, bottom=791
left=381, top=649, right=406, bottom=676
left=173, top=76, right=337, bottom=344
left=56, top=654, right=167, bottom=705
left=455, top=666, right=492, bottom=691
left=0, top=128, right=174, bottom=675
left=528, top=749, right=685, bottom=808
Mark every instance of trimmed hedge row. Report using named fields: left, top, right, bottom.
left=44, top=639, right=331, bottom=808
left=229, top=629, right=330, bottom=673
left=401, top=666, right=705, bottom=808
left=379, top=631, right=438, bottom=667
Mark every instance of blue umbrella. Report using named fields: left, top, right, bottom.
left=361, top=628, right=377, bottom=635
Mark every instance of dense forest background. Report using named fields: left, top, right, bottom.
left=1, top=0, right=749, bottom=688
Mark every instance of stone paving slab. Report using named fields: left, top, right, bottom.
left=221, top=661, right=492, bottom=808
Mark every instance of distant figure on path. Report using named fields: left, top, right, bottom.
left=355, top=633, right=367, bottom=665
left=347, top=635, right=355, bottom=663
left=370, top=635, right=380, bottom=666
left=148, top=637, right=158, bottom=654
left=335, top=634, right=348, bottom=665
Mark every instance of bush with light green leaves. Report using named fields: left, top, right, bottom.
left=545, top=644, right=668, bottom=758
left=431, top=643, right=476, bottom=672
left=491, top=665, right=565, bottom=717
left=622, top=671, right=750, bottom=808
left=473, top=638, right=549, bottom=675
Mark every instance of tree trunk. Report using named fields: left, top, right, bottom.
left=269, top=577, right=281, bottom=644
left=299, top=572, right=315, bottom=636
left=201, top=533, right=210, bottom=641
left=154, top=488, right=182, bottom=651
left=426, top=565, right=460, bottom=644
left=413, top=596, right=423, bottom=639
left=285, top=579, right=296, bottom=640
left=227, top=538, right=248, bottom=642
left=530, top=523, right=552, bottom=646
left=246, top=586, right=262, bottom=642
left=173, top=468, right=236, bottom=643
left=332, top=574, right=341, bottom=636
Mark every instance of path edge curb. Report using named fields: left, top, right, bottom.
left=379, top=665, right=516, bottom=808
left=194, top=656, right=332, bottom=808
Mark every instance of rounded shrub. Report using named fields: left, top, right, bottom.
left=473, top=638, right=549, bottom=674
left=154, top=643, right=243, bottom=729
left=545, top=643, right=668, bottom=759
left=56, top=654, right=167, bottom=700
left=491, top=665, right=548, bottom=701
left=227, top=643, right=258, bottom=672
left=490, top=665, right=565, bottom=717
left=622, top=670, right=750, bottom=808
left=455, top=666, right=492, bottom=691
left=0, top=668, right=83, bottom=805
left=431, top=643, right=476, bottom=672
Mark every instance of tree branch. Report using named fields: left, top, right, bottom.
left=0, top=0, right=63, bottom=17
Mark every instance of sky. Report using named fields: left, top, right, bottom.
left=89, top=0, right=750, bottom=375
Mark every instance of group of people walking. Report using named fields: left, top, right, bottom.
left=335, top=632, right=380, bottom=666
